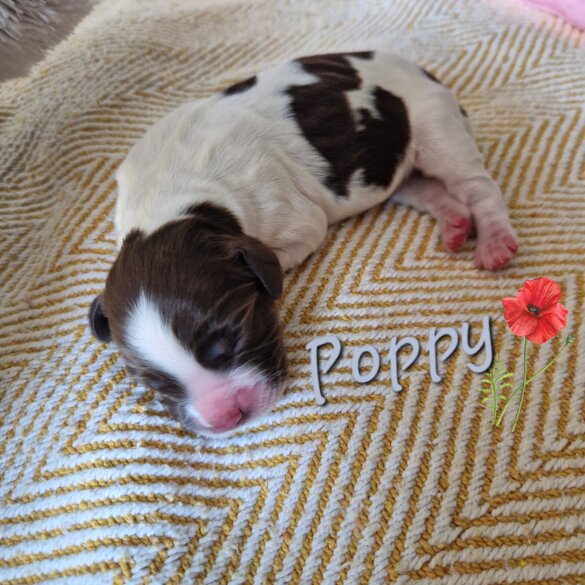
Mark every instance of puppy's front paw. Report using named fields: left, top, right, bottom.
left=474, top=228, right=518, bottom=270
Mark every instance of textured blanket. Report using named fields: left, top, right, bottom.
left=1, top=0, right=584, bottom=583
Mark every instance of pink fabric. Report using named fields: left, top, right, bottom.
left=521, top=0, right=585, bottom=30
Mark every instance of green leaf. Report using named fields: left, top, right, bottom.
left=480, top=355, right=514, bottom=424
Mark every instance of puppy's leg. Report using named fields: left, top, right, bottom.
left=392, top=174, right=473, bottom=252
left=414, top=110, right=518, bottom=270
left=272, top=207, right=328, bottom=271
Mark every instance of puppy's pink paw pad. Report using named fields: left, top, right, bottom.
left=450, top=215, right=470, bottom=229
left=474, top=232, right=519, bottom=271
left=443, top=215, right=473, bottom=252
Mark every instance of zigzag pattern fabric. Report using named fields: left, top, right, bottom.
left=1, top=0, right=584, bottom=583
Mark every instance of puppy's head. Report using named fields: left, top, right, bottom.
left=89, top=203, right=286, bottom=435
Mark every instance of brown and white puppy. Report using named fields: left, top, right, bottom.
left=89, top=51, right=518, bottom=435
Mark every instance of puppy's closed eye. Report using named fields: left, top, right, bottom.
left=203, top=336, right=235, bottom=366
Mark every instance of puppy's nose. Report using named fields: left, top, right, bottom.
left=207, top=407, right=243, bottom=432
left=195, top=393, right=244, bottom=432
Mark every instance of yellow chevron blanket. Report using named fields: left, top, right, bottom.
left=1, top=0, right=584, bottom=583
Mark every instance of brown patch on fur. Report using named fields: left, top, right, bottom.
left=182, top=202, right=242, bottom=233
left=356, top=87, right=411, bottom=188
left=94, top=204, right=286, bottom=405
left=223, top=75, right=257, bottom=95
left=288, top=52, right=410, bottom=197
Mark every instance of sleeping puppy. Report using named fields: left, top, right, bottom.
left=89, top=51, right=518, bottom=435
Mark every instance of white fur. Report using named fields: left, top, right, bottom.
left=115, top=54, right=423, bottom=269
left=116, top=51, right=516, bottom=272
left=125, top=293, right=208, bottom=388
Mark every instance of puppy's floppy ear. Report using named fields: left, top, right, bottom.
left=238, top=236, right=283, bottom=299
left=89, top=294, right=112, bottom=342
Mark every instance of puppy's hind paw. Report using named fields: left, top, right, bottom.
left=442, top=213, right=473, bottom=252
left=474, top=230, right=518, bottom=271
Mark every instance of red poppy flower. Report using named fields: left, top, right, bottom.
left=502, top=278, right=568, bottom=344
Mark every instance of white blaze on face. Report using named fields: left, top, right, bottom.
left=125, top=294, right=201, bottom=385
left=124, top=293, right=271, bottom=432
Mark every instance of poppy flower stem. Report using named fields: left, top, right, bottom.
left=495, top=336, right=574, bottom=429
left=511, top=338, right=529, bottom=432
